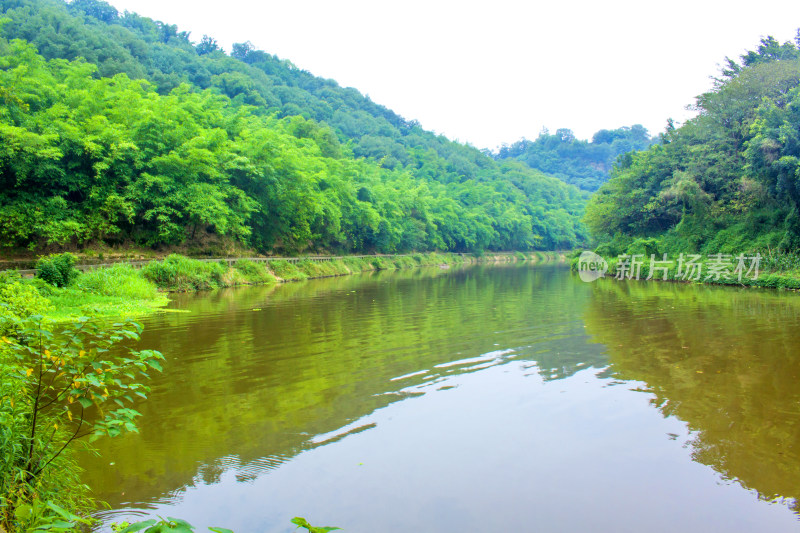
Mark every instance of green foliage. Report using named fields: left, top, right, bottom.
left=232, top=259, right=277, bottom=285
left=291, top=517, right=341, bottom=533
left=0, top=0, right=586, bottom=254
left=295, top=259, right=350, bottom=278
left=267, top=260, right=307, bottom=281
left=585, top=33, right=800, bottom=258
left=5, top=499, right=92, bottom=533
left=114, top=517, right=231, bottom=533
left=111, top=516, right=338, bottom=533
left=391, top=255, right=417, bottom=269
left=496, top=126, right=655, bottom=191
left=35, top=254, right=79, bottom=288
left=340, top=256, right=373, bottom=272
left=370, top=256, right=392, bottom=271
left=141, top=255, right=226, bottom=291
left=0, top=275, right=53, bottom=329
left=75, top=264, right=160, bottom=300
left=0, top=317, right=163, bottom=531
left=326, top=259, right=352, bottom=276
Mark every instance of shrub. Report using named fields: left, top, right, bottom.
left=341, top=257, right=372, bottom=272
left=267, top=260, right=307, bottom=281
left=233, top=259, right=277, bottom=284
left=0, top=318, right=163, bottom=532
left=141, top=255, right=226, bottom=291
left=295, top=259, right=332, bottom=278
left=35, top=253, right=79, bottom=287
left=327, top=260, right=350, bottom=276
left=392, top=256, right=416, bottom=269
left=0, top=278, right=53, bottom=328
left=370, top=256, right=392, bottom=270
left=74, top=264, right=160, bottom=300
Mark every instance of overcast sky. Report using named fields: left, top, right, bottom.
left=104, top=0, right=800, bottom=150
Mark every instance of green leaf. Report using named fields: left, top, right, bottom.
left=117, top=519, right=157, bottom=533
left=291, top=517, right=311, bottom=528
left=163, top=517, right=195, bottom=533
left=46, top=501, right=82, bottom=521
left=14, top=503, right=32, bottom=521
left=37, top=520, right=76, bottom=530
left=208, top=528, right=235, bottom=533
left=77, top=397, right=93, bottom=409
left=291, top=517, right=340, bottom=532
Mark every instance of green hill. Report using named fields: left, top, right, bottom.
left=495, top=125, right=656, bottom=192
left=584, top=34, right=800, bottom=258
left=0, top=0, right=588, bottom=254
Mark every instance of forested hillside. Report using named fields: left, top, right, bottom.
left=0, top=0, right=588, bottom=254
left=584, top=35, right=800, bottom=256
left=495, top=125, right=655, bottom=191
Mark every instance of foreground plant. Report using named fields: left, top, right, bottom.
left=111, top=516, right=340, bottom=533
left=114, top=517, right=233, bottom=533
left=291, top=516, right=341, bottom=533
left=0, top=315, right=164, bottom=531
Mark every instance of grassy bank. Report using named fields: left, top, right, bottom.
left=570, top=247, right=800, bottom=290
left=0, top=252, right=554, bottom=322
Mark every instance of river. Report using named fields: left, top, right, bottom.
left=78, top=263, right=800, bottom=532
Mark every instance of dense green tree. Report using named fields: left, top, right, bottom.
left=0, top=0, right=589, bottom=254
left=496, top=125, right=655, bottom=191
left=584, top=34, right=800, bottom=255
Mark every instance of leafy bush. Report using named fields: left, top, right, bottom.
left=35, top=253, right=79, bottom=287
left=267, top=260, right=307, bottom=281
left=75, top=264, right=160, bottom=300
left=0, top=278, right=53, bottom=329
left=0, top=318, right=163, bottom=532
left=297, top=260, right=332, bottom=278
left=370, top=256, right=392, bottom=270
left=392, top=256, right=416, bottom=269
left=341, top=257, right=372, bottom=272
left=111, top=516, right=339, bottom=533
left=761, top=252, right=800, bottom=273
left=327, top=260, right=351, bottom=276
left=141, top=255, right=226, bottom=291
left=233, top=260, right=277, bottom=284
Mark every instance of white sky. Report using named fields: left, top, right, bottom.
left=104, top=0, right=800, bottom=150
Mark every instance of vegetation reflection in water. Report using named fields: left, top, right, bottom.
left=584, top=278, right=800, bottom=512
left=80, top=265, right=599, bottom=500
left=77, top=265, right=800, bottom=532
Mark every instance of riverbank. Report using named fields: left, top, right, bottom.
left=1, top=251, right=562, bottom=322
left=570, top=249, right=800, bottom=291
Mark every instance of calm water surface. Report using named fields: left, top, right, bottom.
left=79, top=264, right=800, bottom=532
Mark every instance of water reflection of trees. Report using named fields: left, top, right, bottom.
left=583, top=280, right=800, bottom=513
left=80, top=264, right=603, bottom=506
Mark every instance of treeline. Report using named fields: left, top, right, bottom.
left=584, top=34, right=800, bottom=256
left=0, top=0, right=588, bottom=254
left=495, top=125, right=655, bottom=191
